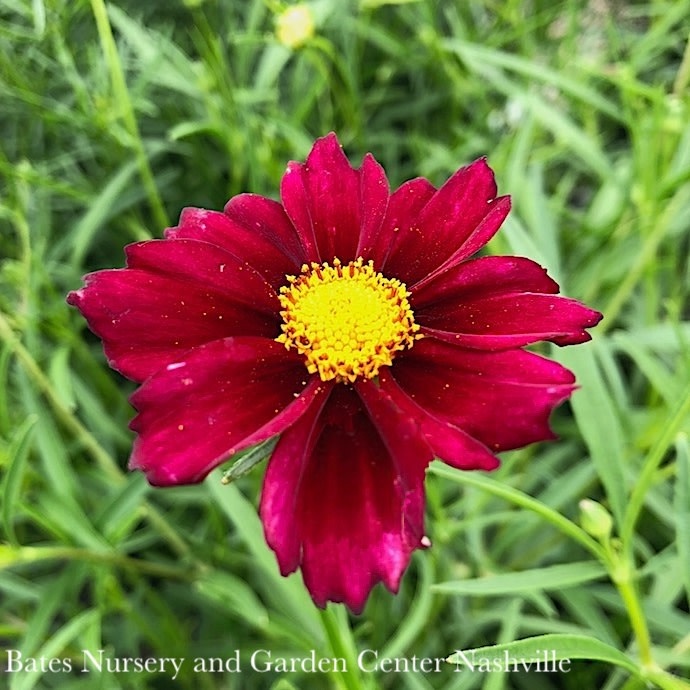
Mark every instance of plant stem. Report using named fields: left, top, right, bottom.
left=319, top=607, right=366, bottom=690
left=612, top=560, right=654, bottom=668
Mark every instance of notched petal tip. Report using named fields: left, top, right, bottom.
left=65, top=287, right=83, bottom=308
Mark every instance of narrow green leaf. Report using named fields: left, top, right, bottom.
left=483, top=599, right=523, bottom=690
left=444, top=42, right=612, bottom=178
left=12, top=609, right=100, bottom=690
left=8, top=566, right=92, bottom=690
left=443, top=40, right=624, bottom=123
left=380, top=556, right=434, bottom=659
left=168, top=120, right=217, bottom=141
left=612, top=335, right=681, bottom=405
left=1, top=414, right=37, bottom=546
left=34, top=493, right=111, bottom=551
left=220, top=437, right=277, bottom=485
left=95, top=473, right=149, bottom=542
left=430, top=463, right=605, bottom=560
left=195, top=570, right=269, bottom=630
left=446, top=634, right=640, bottom=676
left=433, top=561, right=606, bottom=596
left=622, top=379, right=690, bottom=550
left=675, top=434, right=690, bottom=607
left=206, top=479, right=321, bottom=640
left=47, top=346, right=75, bottom=412
left=0, top=342, right=12, bottom=436
left=556, top=343, right=627, bottom=525
left=17, top=374, right=78, bottom=502
left=67, top=159, right=139, bottom=265
left=107, top=3, right=201, bottom=97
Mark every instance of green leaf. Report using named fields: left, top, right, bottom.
left=675, top=434, right=690, bottom=607
left=443, top=40, right=613, bottom=179
left=95, top=472, right=150, bottom=543
left=446, top=634, right=640, bottom=676
left=442, top=40, right=623, bottom=123
left=1, top=414, right=37, bottom=546
left=430, top=463, right=605, bottom=560
left=65, top=159, right=139, bottom=265
left=433, top=561, right=606, bottom=596
left=195, top=570, right=269, bottom=630
left=220, top=437, right=277, bottom=485
left=11, top=609, right=100, bottom=690
left=556, top=342, right=627, bottom=525
left=380, top=556, right=434, bottom=659
left=206, top=479, right=321, bottom=640
left=47, top=346, right=76, bottom=412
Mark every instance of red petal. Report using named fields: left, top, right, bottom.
left=260, top=387, right=333, bottom=575
left=223, top=194, right=307, bottom=271
left=384, top=159, right=510, bottom=285
left=421, top=293, right=602, bottom=349
left=165, top=206, right=299, bottom=287
left=393, top=339, right=576, bottom=452
left=412, top=255, right=559, bottom=308
left=128, top=337, right=326, bottom=486
left=412, top=255, right=602, bottom=349
left=281, top=133, right=386, bottom=264
left=262, top=386, right=427, bottom=613
left=354, top=153, right=391, bottom=266
left=378, top=177, right=437, bottom=270
left=376, top=370, right=500, bottom=471
left=67, top=239, right=279, bottom=382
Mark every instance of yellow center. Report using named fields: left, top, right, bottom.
left=276, top=258, right=421, bottom=383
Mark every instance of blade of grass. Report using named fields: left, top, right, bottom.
left=1, top=415, right=37, bottom=546
left=433, top=561, right=607, bottom=596
left=674, top=434, right=690, bottom=607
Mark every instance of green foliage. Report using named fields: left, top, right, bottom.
left=1, top=0, right=690, bottom=688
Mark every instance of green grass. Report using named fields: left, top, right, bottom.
left=1, top=0, right=690, bottom=688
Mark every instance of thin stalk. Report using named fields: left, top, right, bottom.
left=430, top=464, right=607, bottom=561
left=318, top=607, right=366, bottom=690
left=612, top=561, right=653, bottom=668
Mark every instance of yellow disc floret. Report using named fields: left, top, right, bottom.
left=277, top=258, right=421, bottom=383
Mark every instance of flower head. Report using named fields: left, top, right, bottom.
left=67, top=133, right=601, bottom=613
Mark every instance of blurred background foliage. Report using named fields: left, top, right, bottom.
left=1, top=0, right=690, bottom=688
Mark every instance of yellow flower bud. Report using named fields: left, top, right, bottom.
left=276, top=4, right=315, bottom=50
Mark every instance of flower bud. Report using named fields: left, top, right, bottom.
left=579, top=499, right=613, bottom=539
left=276, top=4, right=315, bottom=50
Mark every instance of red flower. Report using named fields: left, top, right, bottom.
left=67, top=133, right=601, bottom=612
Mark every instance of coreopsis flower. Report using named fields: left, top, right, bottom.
left=67, top=133, right=601, bottom=613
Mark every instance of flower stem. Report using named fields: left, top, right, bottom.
left=88, top=0, right=169, bottom=229
left=318, top=607, right=367, bottom=690
left=611, top=559, right=654, bottom=668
